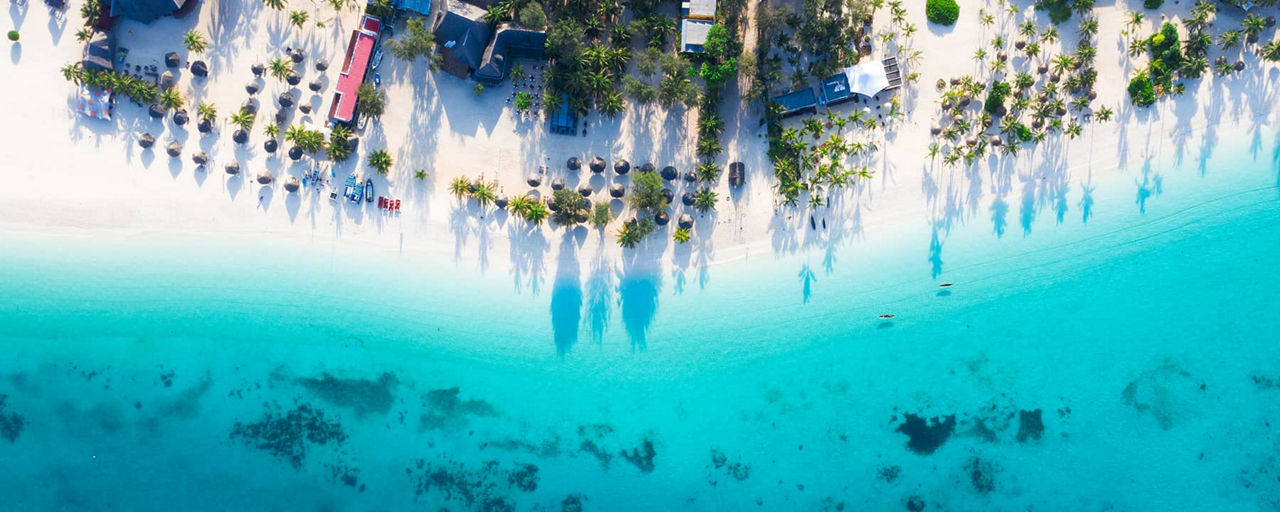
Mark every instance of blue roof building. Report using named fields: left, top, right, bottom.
left=773, top=88, right=818, bottom=117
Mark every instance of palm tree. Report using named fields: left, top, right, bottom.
left=448, top=176, right=471, bottom=200
left=159, top=89, right=184, bottom=110
left=230, top=109, right=255, bottom=132
left=1219, top=29, right=1242, bottom=50
left=75, top=28, right=94, bottom=43
left=1262, top=39, right=1280, bottom=62
left=696, top=161, right=721, bottom=183
left=1242, top=14, right=1267, bottom=44
left=600, top=91, right=625, bottom=118
left=196, top=102, right=217, bottom=123
left=523, top=202, right=549, bottom=226
left=263, top=0, right=286, bottom=10
left=1051, top=54, right=1074, bottom=75
left=61, top=62, right=85, bottom=85
left=264, top=121, right=279, bottom=139
left=693, top=188, right=718, bottom=213
left=289, top=10, right=309, bottom=30
left=284, top=124, right=306, bottom=146
left=326, top=124, right=353, bottom=161
left=507, top=195, right=532, bottom=216
left=673, top=228, right=691, bottom=244
left=472, top=180, right=496, bottom=207
left=183, top=29, right=208, bottom=53
left=268, top=58, right=293, bottom=82
left=367, top=149, right=393, bottom=174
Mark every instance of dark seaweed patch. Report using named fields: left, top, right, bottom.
left=905, top=495, right=925, bottom=511
left=878, top=465, right=902, bottom=483
left=407, top=459, right=530, bottom=510
left=561, top=494, right=586, bottom=512
left=0, top=395, right=25, bottom=443
left=895, top=413, right=956, bottom=455
left=709, top=448, right=751, bottom=481
left=159, top=374, right=214, bottom=419
left=965, top=456, right=998, bottom=494
left=229, top=403, right=347, bottom=469
left=579, top=439, right=614, bottom=469
left=159, top=370, right=175, bottom=388
left=620, top=437, right=657, bottom=473
left=298, top=372, right=398, bottom=418
left=1016, top=409, right=1045, bottom=443
left=420, top=387, right=497, bottom=431
left=327, top=463, right=361, bottom=490
left=1251, top=373, right=1278, bottom=390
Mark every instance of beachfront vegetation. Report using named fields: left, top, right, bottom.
left=628, top=169, right=667, bottom=212
left=693, top=188, right=718, bottom=213
left=263, top=0, right=286, bottom=10
left=550, top=189, right=590, bottom=226
left=591, top=203, right=613, bottom=228
left=384, top=18, right=442, bottom=71
left=356, top=83, right=386, bottom=118
left=367, top=149, right=393, bottom=175
left=268, top=58, right=293, bottom=82
left=285, top=124, right=326, bottom=154
left=289, top=10, right=309, bottom=30
left=326, top=125, right=354, bottom=162
left=183, top=30, right=208, bottom=53
left=673, top=227, right=691, bottom=243
left=231, top=109, right=255, bottom=132
left=448, top=177, right=470, bottom=200
left=79, top=0, right=106, bottom=29
left=60, top=65, right=163, bottom=105
left=508, top=195, right=550, bottom=226
left=196, top=102, right=217, bottom=124
left=414, top=170, right=429, bottom=180
left=616, top=218, right=655, bottom=249
left=515, top=92, right=534, bottom=111
left=926, top=0, right=959, bottom=26
left=1142, top=0, right=1162, bottom=9
left=7, top=30, right=18, bottom=42
left=159, top=89, right=184, bottom=111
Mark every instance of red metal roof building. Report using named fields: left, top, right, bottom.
left=328, top=15, right=382, bottom=124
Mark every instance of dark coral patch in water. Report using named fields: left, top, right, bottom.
left=408, top=458, right=532, bottom=510
left=1016, top=409, right=1045, bottom=443
left=420, top=387, right=497, bottom=431
left=878, top=465, right=902, bottom=483
left=710, top=448, right=752, bottom=481
left=895, top=413, right=956, bottom=455
left=621, top=437, right=657, bottom=473
left=230, top=403, right=347, bottom=469
left=0, top=394, right=25, bottom=443
left=561, top=494, right=586, bottom=512
left=965, top=456, right=998, bottom=494
left=508, top=463, right=540, bottom=492
left=298, top=372, right=398, bottom=418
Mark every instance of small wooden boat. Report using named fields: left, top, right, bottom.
left=879, top=314, right=895, bottom=319
left=364, top=178, right=374, bottom=202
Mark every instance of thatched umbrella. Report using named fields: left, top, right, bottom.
left=526, top=174, right=542, bottom=187
left=495, top=197, right=508, bottom=209
left=613, top=159, right=630, bottom=174
left=550, top=178, right=565, bottom=190
left=315, top=59, right=329, bottom=72
left=546, top=197, right=560, bottom=212
left=251, top=63, right=265, bottom=77
left=240, top=99, right=257, bottom=115
left=288, top=146, right=303, bottom=160
left=173, top=109, right=189, bottom=125
left=930, top=124, right=942, bottom=135
left=164, top=52, right=180, bottom=68
left=660, top=188, right=674, bottom=204
left=264, top=139, right=278, bottom=153
left=286, top=71, right=301, bottom=86
left=230, top=129, right=246, bottom=144
left=166, top=141, right=182, bottom=157
left=661, top=166, right=677, bottom=181
left=256, top=171, right=273, bottom=184
left=989, top=136, right=1003, bottom=147
left=577, top=184, right=592, bottom=196
left=624, top=217, right=637, bottom=227
left=681, top=192, right=695, bottom=206
left=684, top=171, right=697, bottom=182
left=289, top=48, right=305, bottom=63
left=308, top=79, right=322, bottom=92
left=138, top=132, right=155, bottom=148
left=567, top=156, right=581, bottom=170
left=589, top=156, right=606, bottom=173
left=299, top=105, right=311, bottom=114
left=197, top=118, right=212, bottom=133
left=654, top=211, right=670, bottom=226
left=284, top=176, right=301, bottom=192
left=148, top=104, right=166, bottom=118
left=190, top=60, right=209, bottom=77
left=224, top=161, right=241, bottom=175
left=677, top=214, right=694, bottom=229
left=246, top=80, right=260, bottom=94
left=639, top=162, right=655, bottom=174
left=192, top=151, right=208, bottom=165
left=1234, top=60, right=1245, bottom=72
left=278, top=92, right=295, bottom=108
left=159, top=70, right=176, bottom=89
left=609, top=183, right=625, bottom=198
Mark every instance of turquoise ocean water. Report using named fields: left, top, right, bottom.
left=1, top=128, right=1279, bottom=511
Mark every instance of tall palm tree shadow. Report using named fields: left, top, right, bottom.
left=798, top=264, right=816, bottom=304
left=550, top=235, right=582, bottom=356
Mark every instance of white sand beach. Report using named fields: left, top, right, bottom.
left=0, top=0, right=1276, bottom=277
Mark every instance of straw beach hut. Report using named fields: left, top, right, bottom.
left=654, top=211, right=670, bottom=226
left=551, top=178, right=565, bottom=190
left=639, top=163, right=655, bottom=174
left=233, top=129, right=248, bottom=144
left=256, top=171, right=273, bottom=184
left=526, top=174, right=542, bottom=187
left=681, top=192, right=695, bottom=206
left=173, top=110, right=189, bottom=126
left=566, top=157, right=581, bottom=170
left=661, top=166, right=678, bottom=181
left=677, top=214, right=694, bottom=229
left=315, top=59, right=329, bottom=71
left=224, top=161, right=241, bottom=175
left=284, top=177, right=300, bottom=192
left=166, top=141, right=182, bottom=157
left=288, top=146, right=303, bottom=160
left=613, top=159, right=630, bottom=175
left=589, top=157, right=606, bottom=173
left=278, top=92, right=295, bottom=108
left=138, top=132, right=155, bottom=148
left=192, top=151, right=208, bottom=165
left=577, top=184, right=593, bottom=197
left=609, top=183, right=625, bottom=198
left=246, top=80, right=260, bottom=94
left=251, top=63, right=265, bottom=77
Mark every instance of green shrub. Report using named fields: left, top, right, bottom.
left=925, top=0, right=959, bottom=26
left=1142, top=0, right=1162, bottom=8
left=1127, top=72, right=1156, bottom=107
left=6, top=30, right=18, bottom=42
left=984, top=81, right=1011, bottom=115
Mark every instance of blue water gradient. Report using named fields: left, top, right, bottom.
left=1, top=131, right=1279, bottom=510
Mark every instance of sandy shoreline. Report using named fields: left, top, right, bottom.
left=0, top=0, right=1276, bottom=276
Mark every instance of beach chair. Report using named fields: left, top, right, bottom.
left=394, top=200, right=401, bottom=213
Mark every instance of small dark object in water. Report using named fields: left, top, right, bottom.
left=879, top=314, right=895, bottom=319
left=895, top=413, right=956, bottom=455
left=822, top=218, right=826, bottom=229
left=905, top=495, right=925, bottom=511
left=1016, top=409, right=1044, bottom=443
left=939, top=283, right=953, bottom=287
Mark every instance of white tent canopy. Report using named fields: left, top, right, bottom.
left=843, top=61, right=890, bottom=98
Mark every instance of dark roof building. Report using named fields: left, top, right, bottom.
left=774, top=88, right=818, bottom=117
left=110, top=0, right=192, bottom=22
left=432, top=1, right=492, bottom=79
left=82, top=30, right=114, bottom=72
left=474, top=26, right=546, bottom=84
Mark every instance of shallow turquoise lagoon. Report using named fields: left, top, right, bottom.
left=1, top=131, right=1279, bottom=511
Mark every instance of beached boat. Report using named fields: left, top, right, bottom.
left=364, top=179, right=374, bottom=202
